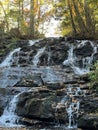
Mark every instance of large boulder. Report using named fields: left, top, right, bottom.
left=16, top=87, right=57, bottom=120
left=15, top=85, right=71, bottom=125
left=51, top=44, right=69, bottom=65
left=0, top=88, right=18, bottom=116
left=80, top=96, right=98, bottom=114
left=39, top=43, right=69, bottom=65
left=78, top=92, right=98, bottom=130
left=74, top=41, right=93, bottom=57
left=78, top=115, right=98, bottom=130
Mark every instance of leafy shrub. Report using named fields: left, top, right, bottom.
left=89, top=61, right=98, bottom=91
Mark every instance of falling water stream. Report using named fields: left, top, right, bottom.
left=66, top=85, right=81, bottom=128
left=32, top=47, right=46, bottom=66
left=63, top=41, right=97, bottom=75
left=59, top=84, right=83, bottom=129
left=0, top=94, right=21, bottom=127
left=0, top=48, right=21, bottom=67
left=0, top=48, right=21, bottom=88
left=28, top=39, right=42, bottom=46
left=0, top=40, right=97, bottom=128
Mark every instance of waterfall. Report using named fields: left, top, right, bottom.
left=0, top=93, right=21, bottom=127
left=63, top=41, right=97, bottom=75
left=32, top=47, right=46, bottom=66
left=77, top=40, right=88, bottom=48
left=0, top=39, right=97, bottom=129
left=60, top=85, right=83, bottom=129
left=29, top=39, right=42, bottom=46
left=63, top=45, right=76, bottom=66
left=73, top=42, right=97, bottom=75
left=66, top=85, right=81, bottom=128
left=47, top=47, right=52, bottom=66
left=42, top=66, right=61, bottom=83
left=0, top=48, right=21, bottom=67
left=0, top=48, right=21, bottom=88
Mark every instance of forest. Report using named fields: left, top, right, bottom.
left=0, top=0, right=98, bottom=130
left=0, top=0, right=98, bottom=39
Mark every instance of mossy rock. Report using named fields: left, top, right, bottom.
left=16, top=90, right=57, bottom=120
left=78, top=115, right=98, bottom=130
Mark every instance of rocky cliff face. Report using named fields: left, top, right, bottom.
left=0, top=37, right=98, bottom=129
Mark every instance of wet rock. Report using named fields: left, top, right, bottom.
left=16, top=88, right=57, bottom=120
left=53, top=102, right=67, bottom=121
left=0, top=38, right=98, bottom=128
left=38, top=43, right=69, bottom=66
left=80, top=97, right=98, bottom=113
left=0, top=94, right=5, bottom=116
left=0, top=88, right=15, bottom=116
left=93, top=53, right=98, bottom=63
left=19, top=117, right=42, bottom=126
left=78, top=115, right=98, bottom=130
left=74, top=42, right=93, bottom=57
left=56, top=89, right=66, bottom=96
left=78, top=94, right=98, bottom=130
left=14, top=74, right=44, bottom=87
left=65, top=36, right=74, bottom=42
left=15, top=84, right=71, bottom=124
left=64, top=79, right=78, bottom=84
left=32, top=37, right=64, bottom=49
left=0, top=47, right=10, bottom=64
left=79, top=74, right=90, bottom=82
left=39, top=52, right=50, bottom=66
left=14, top=51, right=36, bottom=66
left=51, top=45, right=69, bottom=65
left=46, top=82, right=65, bottom=90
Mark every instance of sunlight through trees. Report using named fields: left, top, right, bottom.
left=0, top=0, right=98, bottom=39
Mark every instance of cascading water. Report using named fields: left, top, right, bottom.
left=77, top=40, right=88, bottom=48
left=0, top=39, right=97, bottom=129
left=0, top=93, right=21, bottom=127
left=73, top=43, right=97, bottom=75
left=42, top=66, right=62, bottom=83
left=32, top=47, right=46, bottom=66
left=63, top=41, right=97, bottom=75
left=0, top=48, right=21, bottom=88
left=59, top=84, right=83, bottom=129
left=60, top=41, right=98, bottom=129
left=62, top=45, right=86, bottom=75
left=63, top=45, right=76, bottom=66
left=47, top=47, right=52, bottom=66
left=0, top=48, right=21, bottom=67
left=29, top=39, right=42, bottom=46
left=66, top=85, right=80, bottom=128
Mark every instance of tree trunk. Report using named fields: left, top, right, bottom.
left=72, top=0, right=87, bottom=36
left=84, top=0, right=95, bottom=37
left=0, top=1, right=9, bottom=32
left=21, top=0, right=24, bottom=19
left=18, top=0, right=21, bottom=30
left=29, top=0, right=35, bottom=38
left=67, top=0, right=77, bottom=36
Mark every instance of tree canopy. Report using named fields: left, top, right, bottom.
left=0, top=0, right=98, bottom=39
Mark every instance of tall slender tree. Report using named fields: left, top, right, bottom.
left=29, top=0, right=35, bottom=38
left=0, top=1, right=9, bottom=31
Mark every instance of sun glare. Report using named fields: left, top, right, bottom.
left=44, top=18, right=61, bottom=37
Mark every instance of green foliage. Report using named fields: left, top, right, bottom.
left=6, top=40, right=18, bottom=50
left=56, top=0, right=98, bottom=39
left=0, top=0, right=98, bottom=38
left=89, top=61, right=98, bottom=91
